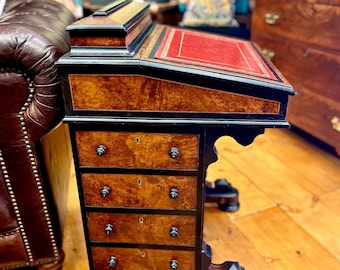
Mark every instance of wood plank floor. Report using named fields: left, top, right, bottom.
left=61, top=128, right=340, bottom=270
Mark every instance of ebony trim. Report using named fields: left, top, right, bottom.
left=89, top=242, right=196, bottom=251
left=93, top=0, right=132, bottom=16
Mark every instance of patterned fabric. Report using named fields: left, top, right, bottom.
left=179, top=0, right=238, bottom=27
left=54, top=0, right=83, bottom=18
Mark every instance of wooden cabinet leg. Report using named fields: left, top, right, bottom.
left=209, top=261, right=245, bottom=270
left=205, top=179, right=240, bottom=212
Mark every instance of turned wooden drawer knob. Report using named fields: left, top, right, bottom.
left=265, top=12, right=280, bottom=24
left=169, top=147, right=179, bottom=159
left=105, top=224, right=114, bottom=235
left=108, top=256, right=117, bottom=268
left=170, top=259, right=178, bottom=269
left=96, top=144, right=107, bottom=156
left=100, top=186, right=111, bottom=198
left=169, top=226, right=179, bottom=238
left=169, top=188, right=179, bottom=199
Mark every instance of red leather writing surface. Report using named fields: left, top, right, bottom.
left=155, top=27, right=278, bottom=81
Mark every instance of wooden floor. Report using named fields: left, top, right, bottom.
left=61, top=128, right=340, bottom=270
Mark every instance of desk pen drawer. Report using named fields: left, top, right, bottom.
left=75, top=131, right=199, bottom=170
left=87, top=213, right=196, bottom=246
left=91, top=246, right=195, bottom=270
left=82, top=173, right=197, bottom=210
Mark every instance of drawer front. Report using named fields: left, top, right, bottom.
left=91, top=247, right=195, bottom=270
left=252, top=36, right=340, bottom=102
left=252, top=0, right=340, bottom=51
left=87, top=213, right=196, bottom=246
left=287, top=87, right=340, bottom=150
left=82, top=173, right=197, bottom=210
left=75, top=131, right=199, bottom=170
left=68, top=74, right=281, bottom=115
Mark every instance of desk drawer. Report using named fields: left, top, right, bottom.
left=87, top=212, right=196, bottom=246
left=252, top=36, right=340, bottom=102
left=82, top=173, right=197, bottom=210
left=287, top=87, right=340, bottom=151
left=75, top=131, right=199, bottom=169
left=91, top=247, right=195, bottom=270
left=252, top=0, right=340, bottom=51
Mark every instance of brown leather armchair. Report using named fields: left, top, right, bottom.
left=0, top=0, right=75, bottom=269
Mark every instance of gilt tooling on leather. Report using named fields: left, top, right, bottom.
left=0, top=0, right=74, bottom=268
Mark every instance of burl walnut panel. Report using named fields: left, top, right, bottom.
left=252, top=0, right=340, bottom=51
left=69, top=74, right=280, bottom=114
left=91, top=247, right=195, bottom=270
left=82, top=173, right=197, bottom=209
left=75, top=131, right=199, bottom=170
left=87, top=212, right=196, bottom=246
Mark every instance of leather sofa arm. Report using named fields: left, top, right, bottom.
left=0, top=0, right=75, bottom=140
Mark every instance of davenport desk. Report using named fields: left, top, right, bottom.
left=57, top=1, right=294, bottom=269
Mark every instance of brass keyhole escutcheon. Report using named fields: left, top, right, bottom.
left=135, top=137, right=141, bottom=144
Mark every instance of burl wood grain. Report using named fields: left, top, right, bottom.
left=69, top=75, right=280, bottom=114
left=81, top=173, right=197, bottom=209
left=87, top=212, right=196, bottom=246
left=252, top=0, right=340, bottom=51
left=70, top=14, right=151, bottom=47
left=91, top=247, right=195, bottom=270
left=70, top=36, right=125, bottom=47
left=75, top=131, right=199, bottom=170
left=69, top=1, right=151, bottom=48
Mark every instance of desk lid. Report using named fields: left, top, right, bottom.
left=64, top=0, right=294, bottom=95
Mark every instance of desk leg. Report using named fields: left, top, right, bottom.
left=209, top=262, right=245, bottom=270
left=202, top=243, right=245, bottom=270
left=205, top=179, right=240, bottom=212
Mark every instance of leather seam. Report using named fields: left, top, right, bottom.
left=18, top=77, right=60, bottom=261
left=0, top=149, right=31, bottom=262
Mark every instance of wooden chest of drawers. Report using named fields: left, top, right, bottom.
left=58, top=1, right=293, bottom=269
left=251, top=0, right=340, bottom=154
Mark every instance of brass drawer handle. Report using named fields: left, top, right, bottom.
left=265, top=12, right=280, bottom=24
left=96, top=144, right=107, bottom=156
left=262, top=49, right=275, bottom=60
left=169, top=147, right=179, bottom=159
left=170, top=259, right=178, bottom=269
left=108, top=256, right=117, bottom=268
left=331, top=117, right=340, bottom=132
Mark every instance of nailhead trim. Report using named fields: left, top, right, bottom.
left=19, top=76, right=60, bottom=261
left=0, top=69, right=60, bottom=268
left=0, top=150, right=32, bottom=265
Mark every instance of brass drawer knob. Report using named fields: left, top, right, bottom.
left=331, top=117, right=340, bottom=132
left=105, top=224, right=114, bottom=235
left=265, top=12, right=280, bottom=24
left=169, top=188, right=179, bottom=199
left=108, top=256, right=117, bottom=268
left=96, top=144, right=107, bottom=156
left=169, top=226, right=179, bottom=238
left=100, top=186, right=111, bottom=198
left=170, top=259, right=178, bottom=269
left=169, top=147, right=179, bottom=159
left=262, top=49, right=275, bottom=60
